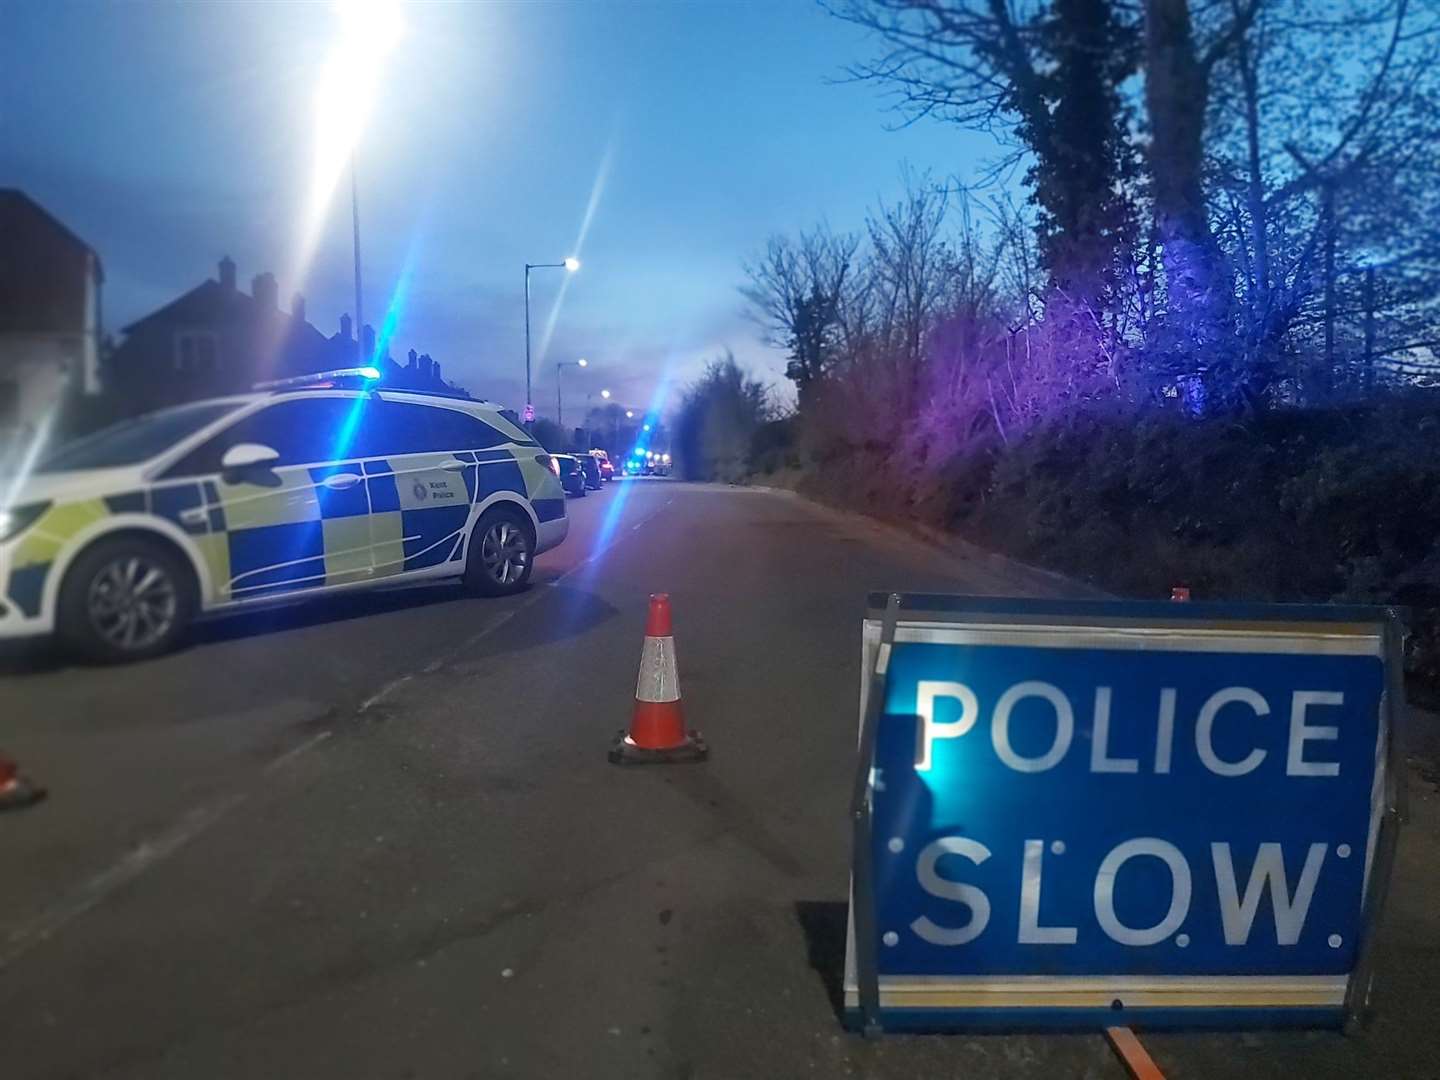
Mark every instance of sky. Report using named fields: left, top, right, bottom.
left=1, top=0, right=1001, bottom=421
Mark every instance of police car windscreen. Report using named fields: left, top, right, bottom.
left=39, top=401, right=241, bottom=472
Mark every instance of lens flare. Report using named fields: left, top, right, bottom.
left=0, top=407, right=58, bottom=513
left=535, top=139, right=614, bottom=368
left=286, top=1, right=405, bottom=310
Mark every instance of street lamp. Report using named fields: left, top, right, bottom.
left=524, top=257, right=580, bottom=419
left=625, top=410, right=634, bottom=419
left=313, top=1, right=405, bottom=368
left=556, top=357, right=587, bottom=428
left=600, top=388, right=611, bottom=399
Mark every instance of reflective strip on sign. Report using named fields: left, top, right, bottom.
left=841, top=974, right=1349, bottom=1010
left=636, top=635, right=681, bottom=703
left=889, top=623, right=1383, bottom=657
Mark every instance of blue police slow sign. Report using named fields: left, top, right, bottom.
left=845, top=594, right=1405, bottom=1033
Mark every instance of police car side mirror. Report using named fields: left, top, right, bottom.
left=220, top=443, right=280, bottom=472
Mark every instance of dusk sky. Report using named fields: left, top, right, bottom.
left=2, top=0, right=1000, bottom=419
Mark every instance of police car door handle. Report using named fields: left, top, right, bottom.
left=320, top=472, right=363, bottom=490
left=440, top=459, right=470, bottom=472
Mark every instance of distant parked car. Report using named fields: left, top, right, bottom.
left=653, top=452, right=672, bottom=477
left=578, top=453, right=602, bottom=490
left=551, top=454, right=587, bottom=497
left=591, top=449, right=614, bottom=481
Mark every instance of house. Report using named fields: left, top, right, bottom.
left=0, top=190, right=104, bottom=461
left=107, top=255, right=468, bottom=416
left=106, top=256, right=332, bottom=416
left=325, top=317, right=463, bottom=396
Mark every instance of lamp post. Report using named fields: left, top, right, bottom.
left=314, top=1, right=405, bottom=370
left=351, top=161, right=364, bottom=366
left=524, top=257, right=579, bottom=420
left=556, top=357, right=587, bottom=428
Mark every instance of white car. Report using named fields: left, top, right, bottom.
left=0, top=371, right=568, bottom=661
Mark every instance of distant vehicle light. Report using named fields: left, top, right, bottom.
left=662, top=453, right=671, bottom=463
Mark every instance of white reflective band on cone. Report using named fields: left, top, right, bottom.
left=636, top=636, right=681, bottom=703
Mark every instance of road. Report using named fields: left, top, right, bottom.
left=2, top=480, right=1438, bottom=1078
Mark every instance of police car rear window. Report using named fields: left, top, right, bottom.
left=38, top=402, right=240, bottom=472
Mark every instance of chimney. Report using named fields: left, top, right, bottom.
left=339, top=313, right=353, bottom=341
left=218, top=255, right=236, bottom=290
left=362, top=324, right=376, bottom=363
left=406, top=348, right=418, bottom=370
left=291, top=292, right=306, bottom=324
left=432, top=361, right=442, bottom=383
left=251, top=272, right=278, bottom=309
left=420, top=353, right=433, bottom=380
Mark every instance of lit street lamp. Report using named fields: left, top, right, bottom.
left=313, top=1, right=405, bottom=368
left=555, top=357, right=587, bottom=428
left=625, top=410, right=634, bottom=419
left=524, top=258, right=580, bottom=419
left=600, top=388, right=611, bottom=399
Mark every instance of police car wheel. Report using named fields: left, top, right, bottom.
left=58, top=537, right=195, bottom=662
left=465, top=507, right=534, bottom=596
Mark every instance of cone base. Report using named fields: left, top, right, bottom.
left=0, top=775, right=46, bottom=813
left=608, top=729, right=708, bottom=766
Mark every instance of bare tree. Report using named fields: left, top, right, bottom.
left=740, top=227, right=859, bottom=407
left=1207, top=0, right=1440, bottom=400
left=832, top=0, right=1138, bottom=305
left=867, top=173, right=952, bottom=368
left=1140, top=0, right=1261, bottom=359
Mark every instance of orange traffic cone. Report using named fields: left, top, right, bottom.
left=609, top=594, right=708, bottom=765
left=0, top=753, right=45, bottom=812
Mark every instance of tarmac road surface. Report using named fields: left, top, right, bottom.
left=2, top=479, right=1437, bottom=1078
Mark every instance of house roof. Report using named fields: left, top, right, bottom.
left=122, top=278, right=317, bottom=338
left=0, top=190, right=101, bottom=275
left=0, top=190, right=103, bottom=334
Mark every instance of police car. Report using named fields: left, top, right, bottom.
left=0, top=369, right=568, bottom=661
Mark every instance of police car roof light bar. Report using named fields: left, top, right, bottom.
left=252, top=367, right=381, bottom=392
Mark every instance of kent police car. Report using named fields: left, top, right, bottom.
left=0, top=369, right=568, bottom=661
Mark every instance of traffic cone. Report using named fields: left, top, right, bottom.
left=0, top=753, right=45, bottom=812
left=609, top=594, right=708, bottom=765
